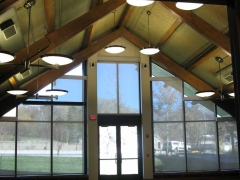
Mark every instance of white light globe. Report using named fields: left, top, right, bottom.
left=176, top=2, right=203, bottom=10
left=127, top=0, right=154, bottom=7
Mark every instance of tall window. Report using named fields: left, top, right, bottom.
left=152, top=63, right=239, bottom=172
left=0, top=64, right=86, bottom=177
left=97, top=62, right=140, bottom=114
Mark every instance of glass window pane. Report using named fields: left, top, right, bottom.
left=99, top=126, right=116, bottom=159
left=97, top=63, right=117, bottom=113
left=184, top=82, right=198, bottom=97
left=100, top=160, right=117, bottom=175
left=217, top=106, right=232, bottom=117
left=218, top=120, right=239, bottom=170
left=18, top=105, right=51, bottom=121
left=65, top=63, right=83, bottom=76
left=152, top=80, right=183, bottom=121
left=121, top=126, right=137, bottom=158
left=3, top=108, right=16, bottom=117
left=0, top=122, right=15, bottom=176
left=185, top=101, right=215, bottom=121
left=53, top=106, right=84, bottom=121
left=122, top=159, right=138, bottom=174
left=154, top=123, right=186, bottom=172
left=151, top=63, right=174, bottom=77
left=53, top=79, right=83, bottom=102
left=186, top=122, right=218, bottom=171
left=119, top=63, right=139, bottom=114
left=26, top=84, right=52, bottom=102
left=53, top=123, right=84, bottom=174
left=17, top=122, right=51, bottom=175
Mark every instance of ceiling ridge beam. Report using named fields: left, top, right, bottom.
left=0, top=0, right=126, bottom=85
left=159, top=2, right=231, bottom=56
left=0, top=28, right=123, bottom=117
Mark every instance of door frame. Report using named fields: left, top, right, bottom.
left=98, top=115, right=142, bottom=180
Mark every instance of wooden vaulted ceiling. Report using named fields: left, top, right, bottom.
left=0, top=0, right=235, bottom=116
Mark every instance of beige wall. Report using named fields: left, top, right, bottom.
left=87, top=37, right=153, bottom=180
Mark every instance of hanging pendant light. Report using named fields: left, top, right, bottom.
left=41, top=54, right=74, bottom=66
left=175, top=2, right=203, bottom=10
left=127, top=0, right=154, bottom=7
left=7, top=89, right=28, bottom=95
left=0, top=50, right=15, bottom=63
left=140, top=11, right=159, bottom=55
left=46, top=89, right=68, bottom=96
left=195, top=91, right=215, bottom=98
left=105, top=10, right=126, bottom=54
left=229, top=92, right=234, bottom=97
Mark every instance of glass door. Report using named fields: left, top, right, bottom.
left=98, top=116, right=142, bottom=180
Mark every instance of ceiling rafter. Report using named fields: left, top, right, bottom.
left=0, top=0, right=18, bottom=13
left=0, top=28, right=123, bottom=116
left=159, top=1, right=231, bottom=56
left=187, top=47, right=221, bottom=71
left=121, top=27, right=216, bottom=92
left=44, top=0, right=55, bottom=33
left=119, top=4, right=134, bottom=27
left=82, top=0, right=104, bottom=48
left=0, top=0, right=126, bottom=85
left=156, top=18, right=182, bottom=47
left=121, top=27, right=235, bottom=116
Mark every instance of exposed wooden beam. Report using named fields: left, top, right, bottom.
left=44, top=0, right=55, bottom=33
left=156, top=18, right=182, bottom=47
left=159, top=1, right=231, bottom=56
left=0, top=28, right=123, bottom=116
left=121, top=27, right=235, bottom=116
left=122, top=27, right=215, bottom=92
left=187, top=47, right=221, bottom=71
left=119, top=4, right=134, bottom=27
left=0, top=0, right=126, bottom=84
left=82, top=0, right=104, bottom=48
left=0, top=0, right=18, bottom=13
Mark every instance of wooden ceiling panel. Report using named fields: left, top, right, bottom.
left=160, top=23, right=212, bottom=66
left=193, top=4, right=228, bottom=33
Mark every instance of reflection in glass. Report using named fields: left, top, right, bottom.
left=99, top=126, right=116, bottom=159
left=119, top=64, right=139, bottom=113
left=185, top=101, right=215, bottom=121
left=53, top=79, right=83, bottom=102
left=218, top=120, right=239, bottom=169
left=186, top=122, right=218, bottom=171
left=0, top=122, right=15, bottom=176
left=53, top=106, right=84, bottom=121
left=154, top=123, right=185, bottom=172
left=53, top=123, right=83, bottom=173
left=97, top=63, right=117, bottom=113
left=18, top=105, right=51, bottom=121
left=17, top=123, right=51, bottom=175
left=152, top=80, right=183, bottom=121
left=151, top=63, right=174, bottom=77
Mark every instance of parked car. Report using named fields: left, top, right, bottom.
left=178, top=142, right=191, bottom=153
left=162, top=141, right=180, bottom=154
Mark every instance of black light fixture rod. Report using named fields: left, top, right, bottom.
left=215, top=57, right=223, bottom=99
left=147, top=11, right=151, bottom=47
left=113, top=10, right=116, bottom=45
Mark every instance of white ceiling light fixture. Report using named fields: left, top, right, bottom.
left=7, top=0, right=69, bottom=99
left=127, top=0, right=154, bottom=7
left=229, top=92, right=234, bottom=97
left=0, top=50, right=15, bottom=63
left=175, top=2, right=203, bottom=10
left=41, top=54, right=74, bottom=66
left=105, top=10, right=126, bottom=54
left=140, top=11, right=160, bottom=55
left=195, top=91, right=215, bottom=98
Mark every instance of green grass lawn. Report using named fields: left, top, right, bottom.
left=0, top=156, right=83, bottom=174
